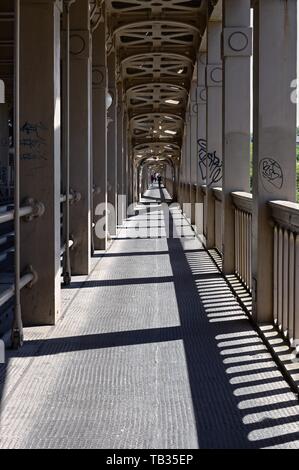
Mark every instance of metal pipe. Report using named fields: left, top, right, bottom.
left=0, top=204, right=14, bottom=213
left=0, top=247, right=14, bottom=263
left=62, top=1, right=75, bottom=286
left=60, top=192, right=74, bottom=204
left=0, top=231, right=14, bottom=246
left=11, top=0, right=23, bottom=348
left=283, top=229, right=289, bottom=336
left=0, top=205, right=33, bottom=224
left=288, top=231, right=295, bottom=343
left=0, top=272, right=34, bottom=309
left=60, top=238, right=74, bottom=256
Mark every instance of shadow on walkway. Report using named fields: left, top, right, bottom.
left=1, top=196, right=299, bottom=449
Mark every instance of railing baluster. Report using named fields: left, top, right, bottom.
left=249, top=214, right=252, bottom=292
left=288, top=231, right=295, bottom=345
left=294, top=234, right=299, bottom=348
left=235, top=208, right=238, bottom=275
left=283, top=228, right=289, bottom=337
left=273, top=224, right=278, bottom=325
left=278, top=226, right=283, bottom=331
left=270, top=201, right=299, bottom=348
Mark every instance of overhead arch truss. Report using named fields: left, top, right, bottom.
left=130, top=113, right=184, bottom=145
left=126, top=82, right=187, bottom=115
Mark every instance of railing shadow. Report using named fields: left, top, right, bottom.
left=1, top=198, right=299, bottom=448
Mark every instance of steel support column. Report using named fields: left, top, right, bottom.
left=92, top=18, right=107, bottom=250
left=222, top=0, right=252, bottom=273
left=196, top=50, right=207, bottom=235
left=19, top=0, right=62, bottom=325
left=190, top=80, right=198, bottom=225
left=252, top=0, right=297, bottom=323
left=69, top=0, right=92, bottom=274
left=206, top=19, right=223, bottom=248
left=107, top=51, right=117, bottom=236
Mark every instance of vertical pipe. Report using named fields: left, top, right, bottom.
left=244, top=212, right=248, bottom=287
left=273, top=224, right=278, bottom=324
left=247, top=213, right=250, bottom=289
left=244, top=213, right=247, bottom=287
left=249, top=214, right=252, bottom=292
left=240, top=211, right=244, bottom=281
left=11, top=0, right=23, bottom=349
left=294, top=234, right=299, bottom=346
left=288, top=231, right=295, bottom=344
left=235, top=209, right=238, bottom=272
left=63, top=1, right=72, bottom=285
left=278, top=226, right=283, bottom=330
left=236, top=210, right=239, bottom=274
left=283, top=228, right=289, bottom=335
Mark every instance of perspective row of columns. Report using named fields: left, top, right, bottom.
left=179, top=0, right=297, bottom=324
left=19, top=0, right=130, bottom=325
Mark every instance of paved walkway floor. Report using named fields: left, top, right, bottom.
left=1, top=185, right=299, bottom=449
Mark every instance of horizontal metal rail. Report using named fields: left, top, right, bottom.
left=60, top=193, right=73, bottom=204
left=0, top=205, right=13, bottom=214
left=0, top=272, right=34, bottom=309
left=0, top=247, right=14, bottom=264
left=0, top=231, right=14, bottom=246
left=0, top=205, right=33, bottom=224
left=60, top=191, right=81, bottom=204
left=60, top=239, right=74, bottom=256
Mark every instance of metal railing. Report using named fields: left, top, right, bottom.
left=0, top=204, right=33, bottom=224
left=213, top=187, right=223, bottom=254
left=200, top=184, right=207, bottom=238
left=232, top=192, right=253, bottom=292
left=0, top=269, right=36, bottom=309
left=270, top=200, right=299, bottom=347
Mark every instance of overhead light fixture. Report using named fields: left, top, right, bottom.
left=106, top=92, right=113, bottom=110
left=177, top=68, right=184, bottom=74
left=164, top=129, right=177, bottom=135
left=165, top=99, right=180, bottom=105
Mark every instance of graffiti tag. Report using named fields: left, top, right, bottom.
left=198, top=138, right=222, bottom=186
left=20, top=121, right=48, bottom=161
left=259, top=157, right=283, bottom=192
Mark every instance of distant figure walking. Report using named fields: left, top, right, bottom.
left=150, top=174, right=155, bottom=185
left=157, top=175, right=162, bottom=187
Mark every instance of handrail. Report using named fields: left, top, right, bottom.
left=212, top=187, right=223, bottom=201
left=0, top=231, right=14, bottom=246
left=0, top=205, right=14, bottom=214
left=60, top=238, right=74, bottom=256
left=231, top=191, right=252, bottom=214
left=200, top=184, right=207, bottom=195
left=0, top=247, right=14, bottom=263
left=60, top=193, right=73, bottom=204
left=60, top=191, right=81, bottom=204
left=0, top=271, right=35, bottom=309
left=0, top=205, right=33, bottom=224
left=269, top=200, right=299, bottom=233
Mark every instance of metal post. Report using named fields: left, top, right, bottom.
left=11, top=0, right=22, bottom=349
left=62, top=1, right=74, bottom=285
